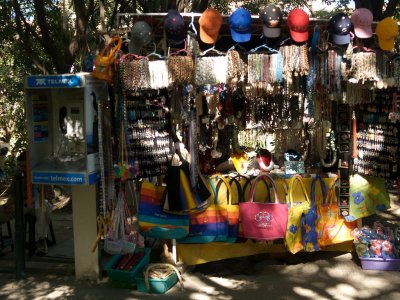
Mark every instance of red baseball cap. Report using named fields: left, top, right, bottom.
left=287, top=8, right=309, bottom=43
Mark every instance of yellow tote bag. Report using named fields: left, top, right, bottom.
left=317, top=184, right=357, bottom=247
left=285, top=175, right=311, bottom=254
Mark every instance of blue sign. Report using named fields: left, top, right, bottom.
left=88, top=172, right=100, bottom=185
left=27, top=75, right=81, bottom=88
left=32, top=172, right=86, bottom=185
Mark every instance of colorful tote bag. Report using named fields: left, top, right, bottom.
left=316, top=182, right=357, bottom=247
left=178, top=176, right=229, bottom=244
left=285, top=175, right=311, bottom=254
left=138, top=181, right=189, bottom=239
left=301, top=176, right=326, bottom=252
left=216, top=175, right=238, bottom=243
left=104, top=189, right=137, bottom=255
left=239, top=174, right=288, bottom=241
left=347, top=175, right=390, bottom=222
left=163, top=152, right=210, bottom=215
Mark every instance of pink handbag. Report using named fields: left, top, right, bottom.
left=239, top=174, right=288, bottom=240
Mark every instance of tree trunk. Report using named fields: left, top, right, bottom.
left=11, top=0, right=50, bottom=74
left=34, top=0, right=73, bottom=73
left=168, top=0, right=209, bottom=12
left=384, top=0, right=400, bottom=18
left=354, top=0, right=399, bottom=20
left=191, top=0, right=209, bottom=12
left=71, top=0, right=89, bottom=64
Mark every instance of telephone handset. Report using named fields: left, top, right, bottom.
left=58, top=104, right=84, bottom=139
left=90, top=91, right=98, bottom=118
left=59, top=106, right=68, bottom=135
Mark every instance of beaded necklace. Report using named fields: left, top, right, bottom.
left=167, top=56, right=195, bottom=85
left=119, top=55, right=151, bottom=92
left=350, top=52, right=377, bottom=82
left=227, top=50, right=247, bottom=83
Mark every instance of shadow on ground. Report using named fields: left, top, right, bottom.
left=1, top=251, right=400, bottom=300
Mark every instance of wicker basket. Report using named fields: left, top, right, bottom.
left=136, top=263, right=184, bottom=294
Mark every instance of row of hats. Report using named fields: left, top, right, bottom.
left=129, top=6, right=399, bottom=54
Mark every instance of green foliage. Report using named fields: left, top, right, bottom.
left=0, top=2, right=30, bottom=178
left=224, top=0, right=312, bottom=15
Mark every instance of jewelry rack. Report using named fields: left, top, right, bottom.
left=124, top=89, right=173, bottom=180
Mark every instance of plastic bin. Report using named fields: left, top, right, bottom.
left=136, top=271, right=178, bottom=294
left=359, top=257, right=400, bottom=271
left=104, top=248, right=151, bottom=285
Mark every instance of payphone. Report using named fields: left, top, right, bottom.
left=26, top=73, right=106, bottom=185
left=25, top=73, right=108, bottom=279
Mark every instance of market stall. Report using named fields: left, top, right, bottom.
left=26, top=5, right=400, bottom=283
left=94, top=7, right=398, bottom=270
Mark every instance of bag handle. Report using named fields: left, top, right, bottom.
left=271, top=174, right=288, bottom=202
left=311, top=175, right=327, bottom=205
left=243, top=175, right=272, bottom=203
left=324, top=177, right=339, bottom=206
left=288, top=174, right=311, bottom=206
left=99, top=36, right=122, bottom=59
left=205, top=175, right=217, bottom=205
left=120, top=53, right=148, bottom=63
left=144, top=263, right=184, bottom=290
left=215, top=175, right=233, bottom=205
left=228, top=176, right=243, bottom=204
left=229, top=174, right=251, bottom=203
left=248, top=174, right=280, bottom=204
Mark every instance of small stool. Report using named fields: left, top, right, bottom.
left=0, top=220, right=14, bottom=252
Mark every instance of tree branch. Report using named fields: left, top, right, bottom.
left=71, top=0, right=89, bottom=57
left=191, top=0, right=209, bottom=12
left=34, top=0, right=72, bottom=73
left=11, top=0, right=49, bottom=74
left=354, top=0, right=384, bottom=20
left=373, top=0, right=385, bottom=20
left=384, top=0, right=400, bottom=18
left=110, top=0, right=121, bottom=31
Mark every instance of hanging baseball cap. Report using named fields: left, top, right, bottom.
left=229, top=8, right=252, bottom=43
left=199, top=8, right=223, bottom=44
left=164, top=9, right=186, bottom=45
left=328, top=13, right=351, bottom=45
left=287, top=8, right=309, bottom=43
left=376, top=17, right=399, bottom=51
left=259, top=4, right=283, bottom=38
left=350, top=8, right=373, bottom=38
left=128, top=21, right=153, bottom=54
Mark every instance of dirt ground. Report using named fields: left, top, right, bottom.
left=0, top=251, right=400, bottom=300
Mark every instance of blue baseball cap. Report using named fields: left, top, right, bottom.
left=229, top=8, right=252, bottom=43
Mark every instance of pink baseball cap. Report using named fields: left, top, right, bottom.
left=351, top=8, right=373, bottom=38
